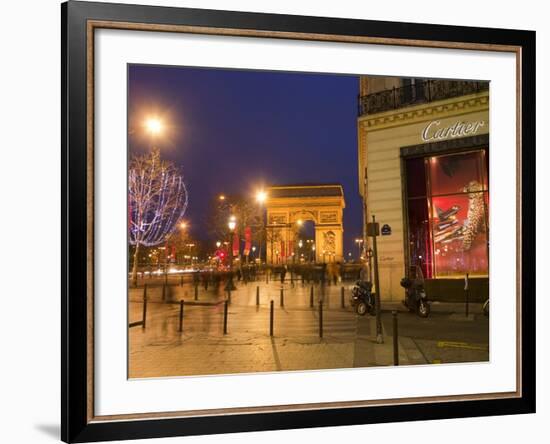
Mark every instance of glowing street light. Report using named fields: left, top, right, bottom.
left=179, top=221, right=188, bottom=230
left=255, top=190, right=267, bottom=264
left=145, top=117, right=163, bottom=136
left=216, top=241, right=221, bottom=248
left=218, top=194, right=226, bottom=201
left=228, top=215, right=237, bottom=231
left=225, top=215, right=237, bottom=292
left=256, top=190, right=267, bottom=203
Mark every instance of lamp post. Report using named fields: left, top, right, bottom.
left=366, top=247, right=374, bottom=282
left=355, top=238, right=364, bottom=261
left=256, top=190, right=267, bottom=264
left=225, top=215, right=237, bottom=292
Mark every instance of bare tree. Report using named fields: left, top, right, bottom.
left=128, top=148, right=188, bottom=286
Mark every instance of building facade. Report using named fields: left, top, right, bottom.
left=357, top=77, right=489, bottom=302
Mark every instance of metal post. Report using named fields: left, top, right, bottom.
left=341, top=286, right=345, bottom=308
left=269, top=300, right=274, bottom=336
left=142, top=285, right=148, bottom=329
left=392, top=310, right=399, bottom=366
left=319, top=300, right=323, bottom=338
left=227, top=289, right=231, bottom=305
left=178, top=300, right=184, bottom=333
left=280, top=288, right=284, bottom=307
left=223, top=300, right=228, bottom=335
left=372, top=215, right=383, bottom=344
left=194, top=284, right=198, bottom=301
left=310, top=286, right=314, bottom=308
left=465, top=273, right=470, bottom=317
left=256, top=286, right=260, bottom=305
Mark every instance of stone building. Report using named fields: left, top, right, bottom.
left=357, top=77, right=489, bottom=302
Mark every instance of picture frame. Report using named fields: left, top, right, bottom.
left=61, top=1, right=536, bottom=442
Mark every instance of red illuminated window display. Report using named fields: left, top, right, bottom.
left=405, top=150, right=488, bottom=278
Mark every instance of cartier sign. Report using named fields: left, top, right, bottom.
left=421, top=120, right=485, bottom=142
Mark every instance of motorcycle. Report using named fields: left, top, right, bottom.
left=350, top=280, right=376, bottom=316
left=400, top=265, right=430, bottom=318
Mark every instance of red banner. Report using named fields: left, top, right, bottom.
left=243, top=226, right=252, bottom=256
left=232, top=232, right=240, bottom=258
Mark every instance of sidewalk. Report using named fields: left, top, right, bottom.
left=128, top=280, right=485, bottom=378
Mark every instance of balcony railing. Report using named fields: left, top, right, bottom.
left=358, top=80, right=489, bottom=116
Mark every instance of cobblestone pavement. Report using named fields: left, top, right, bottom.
left=128, top=277, right=488, bottom=378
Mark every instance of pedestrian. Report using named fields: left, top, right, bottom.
left=280, top=265, right=287, bottom=283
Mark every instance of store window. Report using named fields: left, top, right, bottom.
left=405, top=150, right=489, bottom=278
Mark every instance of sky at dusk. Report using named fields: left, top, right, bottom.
left=128, top=64, right=362, bottom=257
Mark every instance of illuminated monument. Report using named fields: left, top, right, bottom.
left=264, top=184, right=345, bottom=264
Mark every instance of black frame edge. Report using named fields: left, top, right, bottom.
left=61, top=1, right=536, bottom=442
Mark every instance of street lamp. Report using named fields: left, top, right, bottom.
left=255, top=190, right=267, bottom=264
left=216, top=241, right=221, bottom=248
left=355, top=238, right=364, bottom=260
left=145, top=117, right=163, bottom=136
left=256, top=190, right=267, bottom=204
left=225, top=215, right=237, bottom=292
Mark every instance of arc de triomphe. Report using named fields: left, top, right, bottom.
left=264, top=184, right=345, bottom=264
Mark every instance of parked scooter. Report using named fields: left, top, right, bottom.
left=400, top=265, right=430, bottom=318
left=350, top=280, right=376, bottom=316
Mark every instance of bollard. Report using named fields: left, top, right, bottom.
left=280, top=288, right=284, bottom=307
left=227, top=289, right=232, bottom=304
left=223, top=300, right=228, bottom=335
left=319, top=300, right=323, bottom=338
left=270, top=300, right=274, bottom=337
left=142, top=285, right=148, bottom=329
left=256, top=286, right=260, bottom=306
left=194, top=284, right=198, bottom=301
left=341, top=286, right=345, bottom=308
left=310, top=286, right=314, bottom=308
left=392, top=310, right=399, bottom=366
left=179, top=300, right=184, bottom=333
left=164, top=272, right=168, bottom=286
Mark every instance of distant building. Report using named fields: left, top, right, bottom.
left=357, top=77, right=489, bottom=302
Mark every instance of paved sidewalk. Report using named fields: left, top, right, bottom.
left=128, top=280, right=487, bottom=378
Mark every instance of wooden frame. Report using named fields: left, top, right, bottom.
left=62, top=1, right=536, bottom=442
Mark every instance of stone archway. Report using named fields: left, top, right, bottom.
left=264, top=184, right=345, bottom=264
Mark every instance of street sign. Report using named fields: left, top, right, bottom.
left=366, top=222, right=379, bottom=237
left=381, top=224, right=392, bottom=236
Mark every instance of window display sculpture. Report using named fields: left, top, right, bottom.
left=462, top=180, right=485, bottom=251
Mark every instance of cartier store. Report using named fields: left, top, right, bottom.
left=357, top=77, right=489, bottom=302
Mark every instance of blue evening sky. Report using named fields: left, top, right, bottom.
left=128, top=64, right=362, bottom=257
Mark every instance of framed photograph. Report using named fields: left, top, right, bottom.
left=62, top=1, right=535, bottom=442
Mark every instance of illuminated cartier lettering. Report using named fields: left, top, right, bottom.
left=421, top=120, right=485, bottom=142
